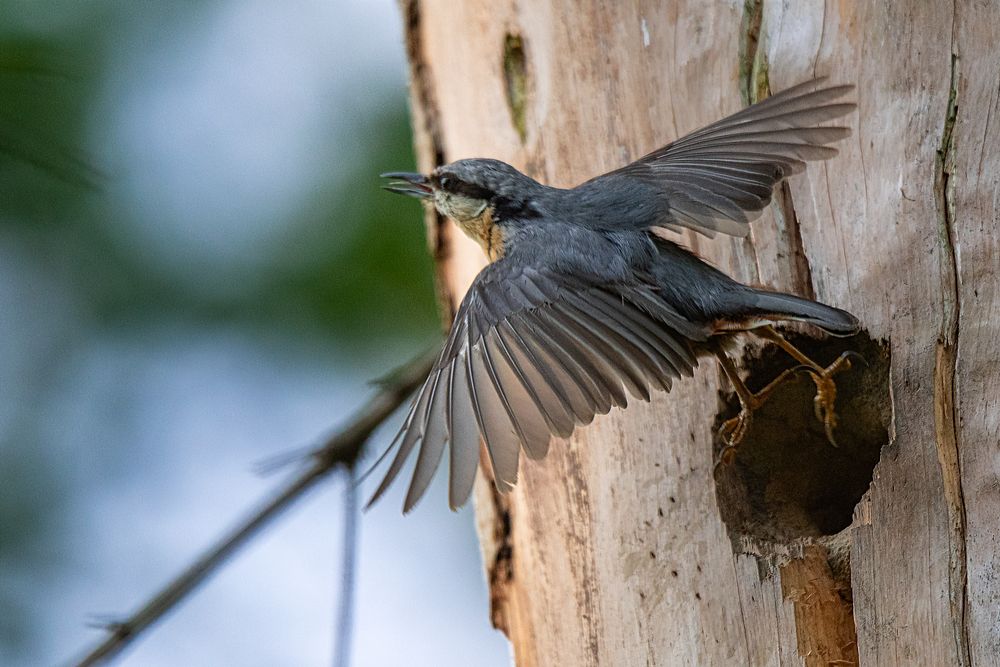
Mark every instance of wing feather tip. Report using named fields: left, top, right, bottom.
left=363, top=491, right=383, bottom=513
left=448, top=480, right=475, bottom=510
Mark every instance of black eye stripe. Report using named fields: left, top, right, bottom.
left=434, top=172, right=493, bottom=200
left=455, top=182, right=492, bottom=199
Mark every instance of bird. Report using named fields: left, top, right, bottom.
left=374, top=77, right=859, bottom=513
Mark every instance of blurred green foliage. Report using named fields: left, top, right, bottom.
left=0, top=9, right=438, bottom=345
left=0, top=25, right=101, bottom=656
left=0, top=2, right=439, bottom=659
left=238, top=102, right=441, bottom=348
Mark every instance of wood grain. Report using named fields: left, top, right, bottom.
left=400, top=1, right=999, bottom=664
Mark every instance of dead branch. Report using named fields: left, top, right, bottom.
left=70, top=350, right=434, bottom=666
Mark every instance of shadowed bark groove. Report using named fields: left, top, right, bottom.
left=933, top=45, right=971, bottom=667
left=738, top=1, right=815, bottom=298
left=401, top=0, right=455, bottom=324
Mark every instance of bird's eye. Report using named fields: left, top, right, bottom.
left=439, top=176, right=452, bottom=190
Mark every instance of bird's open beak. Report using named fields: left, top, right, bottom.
left=381, top=172, right=432, bottom=199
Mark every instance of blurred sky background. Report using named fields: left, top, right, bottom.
left=0, top=1, right=510, bottom=665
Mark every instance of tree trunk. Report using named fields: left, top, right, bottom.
left=400, top=2, right=999, bottom=665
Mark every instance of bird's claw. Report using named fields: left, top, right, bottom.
left=841, top=350, right=868, bottom=368
left=720, top=411, right=751, bottom=447
left=801, top=350, right=861, bottom=447
left=813, top=378, right=839, bottom=446
left=717, top=408, right=754, bottom=466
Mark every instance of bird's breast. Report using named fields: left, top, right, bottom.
left=456, top=206, right=505, bottom=262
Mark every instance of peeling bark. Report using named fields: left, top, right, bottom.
left=779, top=545, right=858, bottom=667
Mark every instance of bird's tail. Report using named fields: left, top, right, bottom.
left=746, top=289, right=860, bottom=336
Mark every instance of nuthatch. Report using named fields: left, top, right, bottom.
left=375, top=78, right=859, bottom=512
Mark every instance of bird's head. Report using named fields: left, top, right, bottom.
left=381, top=158, right=538, bottom=224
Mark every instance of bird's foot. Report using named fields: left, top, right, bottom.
left=799, top=351, right=865, bottom=447
left=718, top=409, right=753, bottom=466
left=714, top=348, right=864, bottom=468
left=715, top=365, right=799, bottom=467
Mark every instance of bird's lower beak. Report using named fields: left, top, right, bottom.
left=381, top=172, right=432, bottom=199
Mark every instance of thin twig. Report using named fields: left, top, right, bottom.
left=333, top=468, right=358, bottom=667
left=70, top=350, right=435, bottom=667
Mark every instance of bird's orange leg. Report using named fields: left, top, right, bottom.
left=715, top=352, right=802, bottom=465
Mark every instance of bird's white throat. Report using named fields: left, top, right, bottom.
left=434, top=191, right=487, bottom=222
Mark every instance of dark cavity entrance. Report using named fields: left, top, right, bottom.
left=713, top=330, right=890, bottom=546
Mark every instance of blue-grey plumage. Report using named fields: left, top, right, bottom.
left=375, top=77, right=860, bottom=513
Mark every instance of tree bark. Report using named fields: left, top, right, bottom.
left=400, top=2, right=999, bottom=665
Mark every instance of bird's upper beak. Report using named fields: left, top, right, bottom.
left=381, top=172, right=432, bottom=199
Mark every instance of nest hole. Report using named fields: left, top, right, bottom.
left=713, top=330, right=890, bottom=547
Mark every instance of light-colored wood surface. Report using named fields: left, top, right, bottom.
left=400, top=1, right=999, bottom=664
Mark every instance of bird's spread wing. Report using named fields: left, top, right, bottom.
left=368, top=257, right=709, bottom=512
left=591, top=77, right=855, bottom=237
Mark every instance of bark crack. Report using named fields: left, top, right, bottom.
left=737, top=0, right=815, bottom=297
left=738, top=0, right=765, bottom=108
left=933, top=38, right=972, bottom=667
left=736, top=0, right=764, bottom=286
left=402, top=0, right=455, bottom=324
left=779, top=180, right=816, bottom=300
left=731, top=557, right=754, bottom=664
left=486, top=501, right=515, bottom=633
